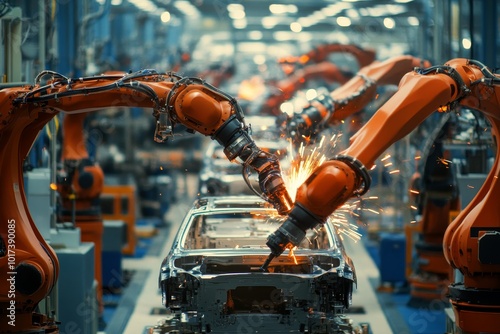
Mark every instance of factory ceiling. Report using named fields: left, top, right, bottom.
left=158, top=0, right=428, bottom=44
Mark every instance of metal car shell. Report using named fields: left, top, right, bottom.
left=156, top=196, right=359, bottom=334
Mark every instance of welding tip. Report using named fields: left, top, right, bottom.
left=260, top=253, right=276, bottom=272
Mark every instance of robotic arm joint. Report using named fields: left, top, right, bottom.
left=331, top=155, right=371, bottom=196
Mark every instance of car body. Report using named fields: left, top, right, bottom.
left=154, top=195, right=359, bottom=334
left=198, top=115, right=290, bottom=196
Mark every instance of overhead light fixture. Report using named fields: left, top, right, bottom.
left=262, top=16, right=279, bottom=29
left=227, top=3, right=244, bottom=12
left=253, top=54, right=266, bottom=65
left=274, top=31, right=294, bottom=41
left=306, top=89, right=318, bottom=101
left=290, top=22, right=302, bottom=33
left=462, top=38, right=472, bottom=49
left=280, top=102, right=294, bottom=117
left=336, top=17, right=351, bottom=27
left=233, top=18, right=247, bottom=29
left=407, top=16, right=419, bottom=26
left=269, top=4, right=297, bottom=15
left=297, top=32, right=312, bottom=42
left=248, top=31, right=263, bottom=40
left=238, top=42, right=266, bottom=53
left=174, top=0, right=200, bottom=17
left=297, top=17, right=315, bottom=28
left=161, top=11, right=171, bottom=23
left=229, top=10, right=245, bottom=20
left=128, top=0, right=157, bottom=12
left=383, top=17, right=395, bottom=29
left=346, top=9, right=359, bottom=18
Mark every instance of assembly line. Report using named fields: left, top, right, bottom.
left=1, top=1, right=499, bottom=333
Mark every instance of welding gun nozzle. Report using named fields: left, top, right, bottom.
left=260, top=253, right=276, bottom=272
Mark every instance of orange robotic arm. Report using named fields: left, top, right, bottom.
left=263, top=61, right=354, bottom=116
left=279, top=43, right=376, bottom=74
left=57, top=113, right=104, bottom=217
left=266, top=58, right=500, bottom=333
left=284, top=55, right=431, bottom=144
left=0, top=69, right=292, bottom=332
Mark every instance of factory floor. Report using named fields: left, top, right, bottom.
left=98, top=173, right=449, bottom=334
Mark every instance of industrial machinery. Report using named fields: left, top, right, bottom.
left=406, top=116, right=461, bottom=303
left=152, top=195, right=363, bottom=334
left=265, top=58, right=500, bottom=333
left=263, top=61, right=355, bottom=116
left=262, top=44, right=377, bottom=116
left=56, top=112, right=105, bottom=312
left=0, top=69, right=292, bottom=333
left=280, top=55, right=431, bottom=146
left=278, top=43, right=376, bottom=76
left=198, top=115, right=289, bottom=197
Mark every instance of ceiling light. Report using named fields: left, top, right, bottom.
left=274, top=31, right=294, bottom=41
left=111, top=0, right=122, bottom=4
left=280, top=102, right=294, bottom=116
left=253, top=55, right=266, bottom=65
left=233, top=18, right=247, bottom=29
left=297, top=17, right=315, bottom=28
left=174, top=0, right=200, bottom=17
left=306, top=89, right=318, bottom=100
left=248, top=31, right=263, bottom=40
left=336, top=17, right=351, bottom=27
left=312, top=10, right=326, bottom=21
left=290, top=22, right=302, bottom=33
left=129, top=0, right=157, bottom=12
left=238, top=42, right=266, bottom=53
left=268, top=4, right=297, bottom=14
left=407, top=16, right=419, bottom=26
left=286, top=5, right=298, bottom=13
left=383, top=17, right=395, bottom=29
left=161, top=11, right=171, bottom=23
left=262, top=16, right=279, bottom=29
left=227, top=3, right=244, bottom=12
left=346, top=9, right=359, bottom=18
left=297, top=32, right=313, bottom=42
left=386, top=4, right=406, bottom=15
left=229, top=10, right=245, bottom=19
left=462, top=38, right=472, bottom=49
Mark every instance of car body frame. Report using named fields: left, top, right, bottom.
left=155, top=195, right=360, bottom=333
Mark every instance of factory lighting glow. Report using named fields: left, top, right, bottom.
left=262, top=16, right=279, bottom=29
left=229, top=10, right=245, bottom=20
left=174, top=0, right=200, bottom=17
left=269, top=4, right=297, bottom=14
left=290, top=22, right=302, bottom=33
left=283, top=135, right=363, bottom=242
left=253, top=55, right=266, bottom=65
left=407, top=16, right=419, bottom=26
left=306, top=89, right=318, bottom=100
left=227, top=3, right=244, bottom=12
left=160, top=11, right=171, bottom=23
left=129, top=0, right=157, bottom=12
left=248, top=30, right=263, bottom=40
left=462, top=38, right=472, bottom=49
left=233, top=18, right=247, bottom=29
left=336, top=16, right=351, bottom=27
left=280, top=102, right=294, bottom=115
left=383, top=17, right=396, bottom=29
